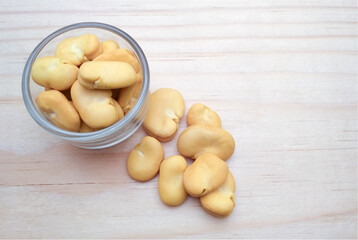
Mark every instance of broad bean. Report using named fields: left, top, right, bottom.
left=101, top=40, right=119, bottom=53
left=177, top=125, right=235, bottom=160
left=158, top=155, right=187, bottom=206
left=94, top=48, right=140, bottom=73
left=71, top=81, right=124, bottom=129
left=200, top=171, right=236, bottom=217
left=78, top=61, right=137, bottom=89
left=31, top=56, right=78, bottom=90
left=36, top=90, right=80, bottom=131
left=127, top=136, right=164, bottom=181
left=143, top=88, right=185, bottom=142
left=183, top=153, right=228, bottom=197
left=55, top=34, right=100, bottom=66
left=187, top=103, right=222, bottom=128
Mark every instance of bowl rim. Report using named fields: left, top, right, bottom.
left=22, top=22, right=150, bottom=141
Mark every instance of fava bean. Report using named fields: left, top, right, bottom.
left=187, top=103, right=222, bottom=128
left=183, top=153, right=228, bottom=197
left=127, top=136, right=164, bottom=181
left=79, top=120, right=96, bottom=133
left=101, top=40, right=119, bottom=53
left=158, top=155, right=187, bottom=206
left=36, top=90, right=80, bottom=132
left=78, top=61, right=137, bottom=89
left=55, top=34, right=100, bottom=66
left=31, top=56, right=78, bottom=90
left=71, top=81, right=123, bottom=129
left=200, top=171, right=236, bottom=217
left=177, top=125, right=235, bottom=160
left=94, top=48, right=140, bottom=73
left=143, top=88, right=185, bottom=142
left=118, top=80, right=143, bottom=114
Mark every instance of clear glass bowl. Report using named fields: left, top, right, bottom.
left=22, top=22, right=150, bottom=149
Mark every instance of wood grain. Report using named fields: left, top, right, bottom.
left=0, top=0, right=357, bottom=238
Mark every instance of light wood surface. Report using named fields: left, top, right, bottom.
left=0, top=0, right=357, bottom=239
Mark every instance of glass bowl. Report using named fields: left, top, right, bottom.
left=22, top=22, right=150, bottom=149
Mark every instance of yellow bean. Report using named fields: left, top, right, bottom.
left=183, top=153, right=228, bottom=197
left=127, top=136, right=164, bottom=181
left=187, top=103, right=222, bottom=128
left=71, top=81, right=123, bottom=129
left=55, top=34, right=100, bottom=66
left=94, top=48, right=140, bottom=73
left=78, top=61, right=137, bottom=89
left=118, top=79, right=143, bottom=114
left=78, top=120, right=96, bottom=133
left=177, top=125, right=235, bottom=160
left=143, top=88, right=185, bottom=142
left=101, top=40, right=119, bottom=53
left=36, top=90, right=80, bottom=132
left=200, top=171, right=236, bottom=217
left=158, top=155, right=187, bottom=206
left=31, top=56, right=78, bottom=90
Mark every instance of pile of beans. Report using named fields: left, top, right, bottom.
left=128, top=89, right=236, bottom=217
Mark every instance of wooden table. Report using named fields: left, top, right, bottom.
left=0, top=0, right=357, bottom=238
